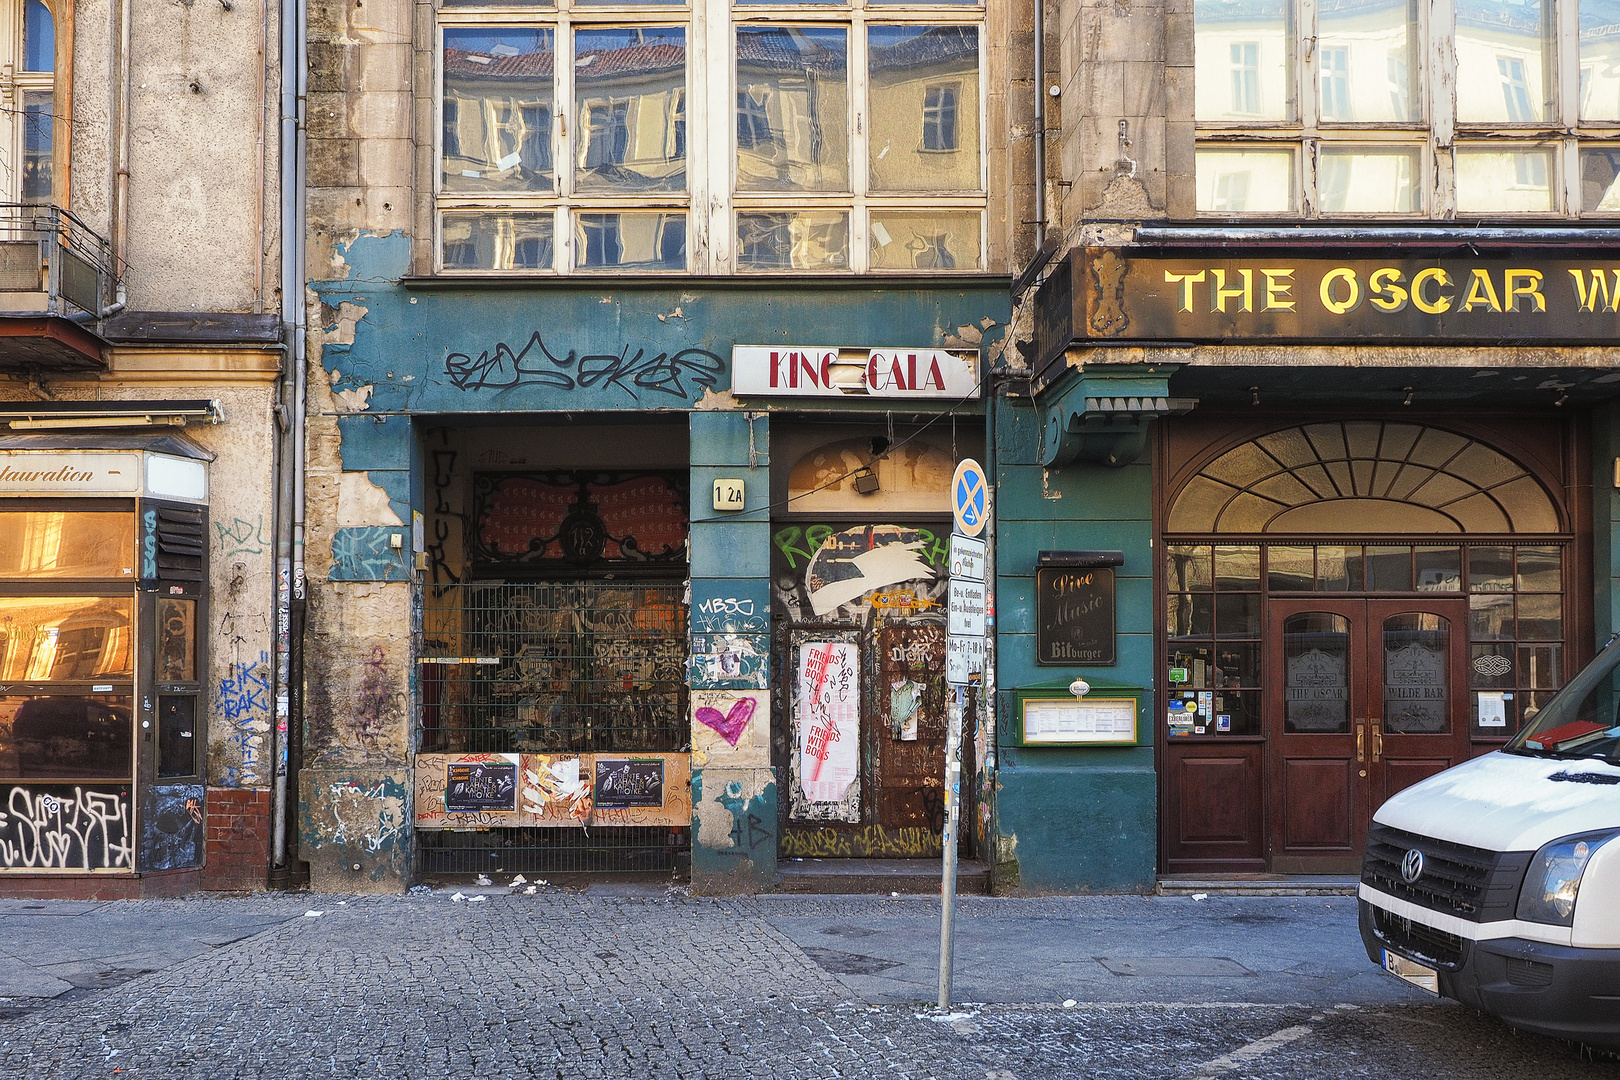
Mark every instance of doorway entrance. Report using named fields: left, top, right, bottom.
left=1268, top=597, right=1469, bottom=873
left=1158, top=416, right=1582, bottom=876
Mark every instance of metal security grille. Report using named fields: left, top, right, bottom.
left=417, top=581, right=688, bottom=754
left=417, top=826, right=688, bottom=876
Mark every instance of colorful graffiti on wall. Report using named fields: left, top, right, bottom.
left=771, top=522, right=948, bottom=623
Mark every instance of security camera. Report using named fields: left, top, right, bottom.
left=1069, top=678, right=1090, bottom=699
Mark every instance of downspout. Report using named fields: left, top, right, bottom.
left=982, top=365, right=999, bottom=891
left=112, top=0, right=133, bottom=272
left=271, top=0, right=308, bottom=877
left=1032, top=0, right=1046, bottom=250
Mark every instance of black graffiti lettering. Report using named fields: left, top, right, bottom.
left=444, top=330, right=725, bottom=400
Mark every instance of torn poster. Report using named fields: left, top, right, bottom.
left=798, top=641, right=859, bottom=803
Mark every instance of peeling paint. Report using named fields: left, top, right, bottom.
left=337, top=472, right=405, bottom=528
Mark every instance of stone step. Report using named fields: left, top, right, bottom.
left=1156, top=875, right=1359, bottom=897
left=776, top=857, right=990, bottom=895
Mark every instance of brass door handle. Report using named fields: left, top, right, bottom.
left=1356, top=721, right=1365, bottom=763
left=1372, top=727, right=1383, bottom=763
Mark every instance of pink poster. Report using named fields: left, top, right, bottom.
left=797, top=641, right=859, bottom=803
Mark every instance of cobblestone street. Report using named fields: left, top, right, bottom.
left=0, top=892, right=1614, bottom=1080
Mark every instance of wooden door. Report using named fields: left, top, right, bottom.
left=875, top=622, right=949, bottom=847
left=1367, top=599, right=1471, bottom=813
left=1267, top=598, right=1370, bottom=874
left=1267, top=597, right=1472, bottom=872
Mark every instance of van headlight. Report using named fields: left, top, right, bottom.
left=1516, top=831, right=1619, bottom=926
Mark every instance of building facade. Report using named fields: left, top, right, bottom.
left=1004, top=0, right=1620, bottom=891
left=0, top=0, right=288, bottom=894
left=299, top=0, right=1036, bottom=891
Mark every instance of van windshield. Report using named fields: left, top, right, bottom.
left=1506, top=635, right=1620, bottom=764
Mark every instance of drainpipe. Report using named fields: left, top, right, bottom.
left=983, top=364, right=1001, bottom=891
left=112, top=0, right=133, bottom=272
left=271, top=0, right=308, bottom=879
left=1032, top=0, right=1046, bottom=250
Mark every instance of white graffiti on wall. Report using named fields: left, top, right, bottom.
left=325, top=780, right=408, bottom=854
left=0, top=786, right=133, bottom=870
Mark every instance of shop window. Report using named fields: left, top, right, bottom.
left=786, top=437, right=954, bottom=514
left=1192, top=0, right=1620, bottom=218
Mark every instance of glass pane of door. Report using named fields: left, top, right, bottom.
left=1282, top=612, right=1351, bottom=732
left=1383, top=612, right=1449, bottom=733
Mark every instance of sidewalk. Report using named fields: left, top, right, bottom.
left=0, top=888, right=1608, bottom=1080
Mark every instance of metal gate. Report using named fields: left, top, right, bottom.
left=415, top=581, right=688, bottom=874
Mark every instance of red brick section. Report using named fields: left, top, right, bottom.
left=202, top=786, right=272, bottom=893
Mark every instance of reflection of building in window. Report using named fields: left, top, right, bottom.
left=670, top=89, right=686, bottom=160
left=922, top=84, right=958, bottom=151
left=737, top=89, right=772, bottom=149
left=582, top=100, right=631, bottom=170
left=443, top=99, right=462, bottom=159
left=1319, top=46, right=1350, bottom=120
left=910, top=233, right=955, bottom=269
left=579, top=213, right=622, bottom=265
left=1214, top=171, right=1250, bottom=211
left=1515, top=149, right=1548, bottom=189
left=1498, top=56, right=1535, bottom=121
left=1387, top=52, right=1410, bottom=118
left=1230, top=42, right=1260, bottom=114
left=520, top=105, right=552, bottom=172
left=12, top=0, right=54, bottom=203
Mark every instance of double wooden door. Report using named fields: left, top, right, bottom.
left=1267, top=597, right=1471, bottom=873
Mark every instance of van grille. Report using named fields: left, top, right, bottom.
left=1370, top=905, right=1466, bottom=970
left=1362, top=824, right=1531, bottom=923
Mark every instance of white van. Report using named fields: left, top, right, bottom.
left=1359, top=635, right=1620, bottom=1049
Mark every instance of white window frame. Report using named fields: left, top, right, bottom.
left=434, top=0, right=987, bottom=275
left=1193, top=0, right=1620, bottom=219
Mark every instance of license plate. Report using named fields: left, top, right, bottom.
left=1382, top=949, right=1439, bottom=994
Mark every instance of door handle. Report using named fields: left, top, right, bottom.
left=1356, top=722, right=1364, bottom=763
left=1372, top=727, right=1383, bottom=763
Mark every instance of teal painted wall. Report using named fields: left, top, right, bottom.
left=688, top=412, right=777, bottom=892
left=990, top=394, right=1158, bottom=892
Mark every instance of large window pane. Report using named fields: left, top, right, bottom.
left=0, top=597, right=133, bottom=681
left=1455, top=0, right=1554, bottom=123
left=574, top=27, right=687, bottom=194
left=1580, top=147, right=1620, bottom=213
left=0, top=695, right=132, bottom=779
left=1196, top=148, right=1295, bottom=212
left=869, top=211, right=981, bottom=270
left=1383, top=613, right=1450, bottom=734
left=1318, top=0, right=1419, bottom=122
left=1318, top=146, right=1419, bottom=213
left=736, top=210, right=848, bottom=270
left=1583, top=2, right=1620, bottom=120
left=21, top=91, right=51, bottom=203
left=1456, top=146, right=1554, bottom=212
left=574, top=211, right=686, bottom=271
left=442, top=29, right=554, bottom=194
left=1194, top=0, right=1294, bottom=122
left=157, top=598, right=197, bottom=682
left=736, top=27, right=849, bottom=193
left=868, top=25, right=979, bottom=193
left=441, top=211, right=555, bottom=271
left=23, top=0, right=53, bottom=72
left=0, top=512, right=133, bottom=580
left=1283, top=612, right=1350, bottom=733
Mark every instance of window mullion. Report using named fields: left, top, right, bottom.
left=709, top=0, right=733, bottom=273
left=851, top=14, right=868, bottom=271
left=556, top=17, right=575, bottom=270
left=1429, top=0, right=1456, bottom=217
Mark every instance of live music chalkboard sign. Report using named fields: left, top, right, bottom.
left=1036, top=566, right=1116, bottom=665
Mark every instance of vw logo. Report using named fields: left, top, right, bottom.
left=1400, top=848, right=1425, bottom=884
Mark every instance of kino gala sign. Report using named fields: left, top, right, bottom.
left=1037, top=247, right=1620, bottom=364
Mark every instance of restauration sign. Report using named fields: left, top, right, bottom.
left=1037, top=246, right=1620, bottom=364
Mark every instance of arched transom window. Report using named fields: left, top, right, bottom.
left=1168, top=421, right=1560, bottom=535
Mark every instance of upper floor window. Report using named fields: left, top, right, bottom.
left=1192, top=0, right=1620, bottom=218
left=1, top=0, right=55, bottom=203
left=435, top=0, right=985, bottom=274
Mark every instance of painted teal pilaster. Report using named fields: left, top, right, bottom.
left=688, top=411, right=777, bottom=893
left=989, top=393, right=1158, bottom=892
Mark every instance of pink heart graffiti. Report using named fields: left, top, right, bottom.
left=695, top=696, right=756, bottom=747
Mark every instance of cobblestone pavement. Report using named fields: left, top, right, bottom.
left=0, top=891, right=1614, bottom=1079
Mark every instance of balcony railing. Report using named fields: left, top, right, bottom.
left=0, top=204, right=118, bottom=322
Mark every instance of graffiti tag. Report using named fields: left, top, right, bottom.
left=0, top=785, right=133, bottom=869
left=444, top=331, right=725, bottom=400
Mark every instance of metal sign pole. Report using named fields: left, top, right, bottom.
left=938, top=682, right=963, bottom=1007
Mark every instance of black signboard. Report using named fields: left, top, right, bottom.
left=1037, top=246, right=1620, bottom=368
left=594, top=758, right=665, bottom=809
left=444, top=760, right=518, bottom=813
left=1036, top=567, right=1116, bottom=666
